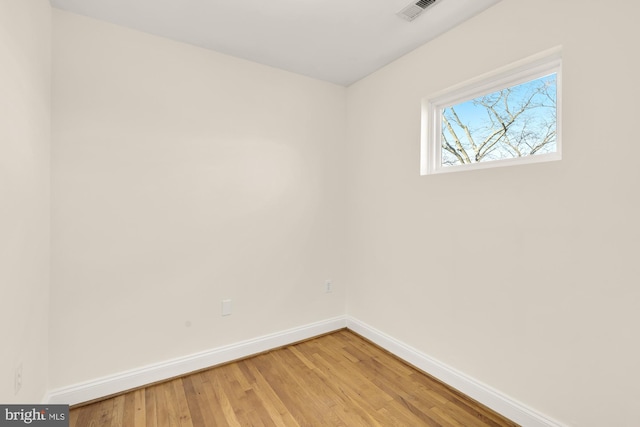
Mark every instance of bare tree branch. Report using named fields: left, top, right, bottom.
left=442, top=111, right=472, bottom=164
left=440, top=75, right=557, bottom=166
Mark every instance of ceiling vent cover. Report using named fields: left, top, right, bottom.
left=397, top=0, right=437, bottom=22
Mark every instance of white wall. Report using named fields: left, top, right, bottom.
left=0, top=0, right=51, bottom=403
left=345, top=1, right=640, bottom=426
left=50, top=10, right=346, bottom=389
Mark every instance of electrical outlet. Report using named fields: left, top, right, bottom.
left=222, top=299, right=232, bottom=316
left=14, top=363, right=22, bottom=395
left=325, top=280, right=332, bottom=293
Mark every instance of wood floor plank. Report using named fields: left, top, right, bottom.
left=308, top=333, right=440, bottom=425
left=152, top=382, right=170, bottom=427
left=109, top=394, right=125, bottom=427
left=242, top=360, right=300, bottom=427
left=144, top=387, right=158, bottom=427
left=68, top=407, right=80, bottom=427
left=120, top=390, right=135, bottom=426
left=251, top=350, right=328, bottom=425
left=133, top=389, right=146, bottom=427
left=208, top=369, right=242, bottom=427
left=96, top=398, right=115, bottom=426
left=181, top=376, right=206, bottom=427
left=195, top=372, right=231, bottom=427
left=213, top=366, right=256, bottom=426
left=69, top=402, right=92, bottom=427
left=70, top=329, right=519, bottom=427
left=171, top=379, right=195, bottom=427
left=287, top=356, right=383, bottom=427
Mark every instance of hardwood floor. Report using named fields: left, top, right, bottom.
left=69, top=329, right=519, bottom=426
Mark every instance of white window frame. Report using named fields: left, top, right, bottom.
left=421, top=50, right=562, bottom=175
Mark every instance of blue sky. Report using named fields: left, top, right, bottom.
left=442, top=73, right=557, bottom=165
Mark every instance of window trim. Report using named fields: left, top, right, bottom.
left=421, top=50, right=562, bottom=175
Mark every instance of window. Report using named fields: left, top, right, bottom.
left=421, top=51, right=562, bottom=175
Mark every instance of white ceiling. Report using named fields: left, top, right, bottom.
left=50, top=0, right=501, bottom=86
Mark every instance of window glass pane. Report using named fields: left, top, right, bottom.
left=441, top=73, right=557, bottom=167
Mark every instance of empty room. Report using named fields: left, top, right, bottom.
left=2, top=0, right=639, bottom=426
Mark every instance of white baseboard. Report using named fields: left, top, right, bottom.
left=346, top=316, right=566, bottom=427
left=44, top=316, right=347, bottom=406
left=45, top=314, right=565, bottom=427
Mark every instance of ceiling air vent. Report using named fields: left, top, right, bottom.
left=396, top=0, right=437, bottom=22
